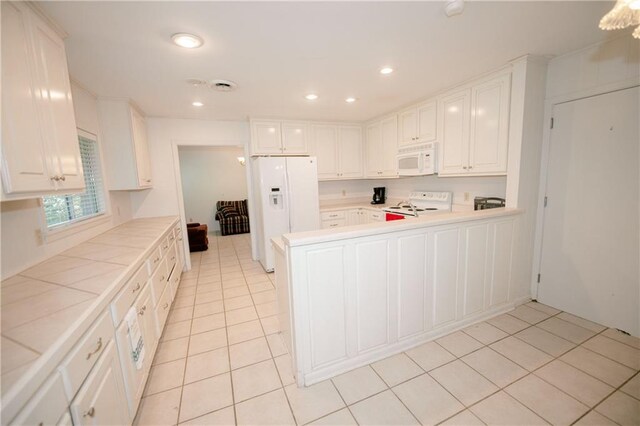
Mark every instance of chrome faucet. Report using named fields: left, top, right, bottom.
left=397, top=200, right=418, bottom=217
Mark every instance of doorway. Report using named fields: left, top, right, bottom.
left=537, top=86, right=639, bottom=335
left=176, top=145, right=251, bottom=258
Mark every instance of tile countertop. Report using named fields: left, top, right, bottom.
left=284, top=207, right=522, bottom=247
left=0, top=216, right=179, bottom=403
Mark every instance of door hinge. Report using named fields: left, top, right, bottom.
left=544, top=196, right=548, bottom=207
left=550, top=117, right=554, bottom=129
left=537, top=273, right=541, bottom=283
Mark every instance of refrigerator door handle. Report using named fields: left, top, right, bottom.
left=283, top=161, right=293, bottom=233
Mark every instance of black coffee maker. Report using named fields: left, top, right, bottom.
left=371, top=187, right=386, bottom=205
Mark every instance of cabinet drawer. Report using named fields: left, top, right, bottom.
left=154, top=285, right=172, bottom=336
left=369, top=211, right=384, bottom=221
left=10, top=373, right=68, bottom=426
left=59, top=311, right=114, bottom=399
left=150, top=258, right=169, bottom=306
left=69, top=341, right=129, bottom=426
left=321, top=211, right=346, bottom=221
left=159, top=236, right=171, bottom=256
left=147, top=246, right=162, bottom=274
left=110, top=264, right=149, bottom=326
left=167, top=243, right=178, bottom=273
left=322, top=219, right=346, bottom=229
left=168, top=258, right=182, bottom=301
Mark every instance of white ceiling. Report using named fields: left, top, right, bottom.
left=38, top=1, right=614, bottom=122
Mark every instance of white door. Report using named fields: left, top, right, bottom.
left=398, top=108, right=417, bottom=146
left=380, top=115, right=399, bottom=177
left=365, top=122, right=382, bottom=177
left=311, top=125, right=339, bottom=180
left=285, top=157, right=320, bottom=233
left=338, top=126, right=363, bottom=179
left=417, top=101, right=437, bottom=143
left=538, top=87, right=639, bottom=336
left=1, top=2, right=54, bottom=194
left=439, top=89, right=471, bottom=175
left=281, top=121, right=308, bottom=155
left=468, top=74, right=510, bottom=175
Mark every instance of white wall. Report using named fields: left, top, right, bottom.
left=319, top=175, right=506, bottom=207
left=0, top=82, right=133, bottom=279
left=178, top=146, right=247, bottom=231
left=129, top=118, right=250, bottom=219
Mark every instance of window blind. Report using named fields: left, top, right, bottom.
left=43, top=134, right=106, bottom=228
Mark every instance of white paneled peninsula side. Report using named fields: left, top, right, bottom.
left=274, top=208, right=525, bottom=386
left=1, top=217, right=184, bottom=425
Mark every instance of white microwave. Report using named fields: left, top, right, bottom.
left=397, top=143, right=437, bottom=176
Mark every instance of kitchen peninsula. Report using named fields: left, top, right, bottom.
left=274, top=207, right=524, bottom=387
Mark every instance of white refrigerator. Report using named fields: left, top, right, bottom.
left=252, top=156, right=320, bottom=272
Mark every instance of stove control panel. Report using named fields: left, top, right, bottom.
left=409, top=191, right=451, bottom=202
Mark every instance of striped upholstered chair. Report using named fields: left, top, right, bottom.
left=215, top=200, right=250, bottom=236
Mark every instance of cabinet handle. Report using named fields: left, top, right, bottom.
left=463, top=166, right=468, bottom=170
left=153, top=257, right=160, bottom=264
left=163, top=303, right=169, bottom=309
left=160, top=275, right=165, bottom=281
left=86, top=337, right=103, bottom=360
left=329, top=224, right=338, bottom=227
left=468, top=166, right=473, bottom=169
left=145, top=179, right=152, bottom=183
left=50, top=176, right=60, bottom=181
left=171, top=255, right=176, bottom=261
left=138, top=306, right=147, bottom=316
left=132, top=283, right=141, bottom=293
left=59, top=175, right=66, bottom=181
left=83, top=407, right=95, bottom=418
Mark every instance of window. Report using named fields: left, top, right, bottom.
left=43, top=133, right=106, bottom=229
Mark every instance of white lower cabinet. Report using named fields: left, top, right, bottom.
left=70, top=341, right=129, bottom=426
left=322, top=208, right=383, bottom=229
left=9, top=373, right=68, bottom=426
left=115, top=284, right=154, bottom=417
left=286, top=214, right=518, bottom=385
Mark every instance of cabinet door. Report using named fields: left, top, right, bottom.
left=398, top=109, right=417, bottom=146
left=312, top=125, right=339, bottom=180
left=417, top=101, right=437, bottom=142
left=337, top=126, right=363, bottom=179
left=469, top=74, right=511, bottom=175
left=365, top=122, right=382, bottom=177
left=380, top=116, right=398, bottom=177
left=31, top=15, right=84, bottom=191
left=1, top=2, right=54, bottom=194
left=70, top=342, right=130, bottom=426
left=130, top=108, right=152, bottom=187
left=281, top=121, right=308, bottom=155
left=346, top=210, right=361, bottom=226
left=251, top=121, right=282, bottom=155
left=439, top=89, right=471, bottom=176
left=114, top=319, right=145, bottom=417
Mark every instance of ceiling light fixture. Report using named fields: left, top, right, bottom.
left=305, top=94, right=318, bottom=101
left=380, top=67, right=394, bottom=75
left=192, top=101, right=203, bottom=107
left=171, top=33, right=204, bottom=48
left=599, top=0, right=640, bottom=39
left=345, top=97, right=357, bottom=103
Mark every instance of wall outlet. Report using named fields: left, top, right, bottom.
left=341, top=190, right=346, bottom=197
left=464, top=192, right=470, bottom=202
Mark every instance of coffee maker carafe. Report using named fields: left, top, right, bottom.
left=372, top=187, right=386, bottom=205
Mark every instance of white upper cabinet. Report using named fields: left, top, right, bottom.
left=366, top=115, right=398, bottom=178
left=398, top=100, right=437, bottom=147
left=311, top=123, right=363, bottom=180
left=337, top=126, right=363, bottom=179
left=1, top=1, right=84, bottom=199
left=469, top=74, right=511, bottom=174
left=311, top=124, right=339, bottom=179
left=98, top=99, right=152, bottom=190
left=439, top=89, right=471, bottom=175
left=438, top=73, right=510, bottom=176
left=250, top=119, right=309, bottom=156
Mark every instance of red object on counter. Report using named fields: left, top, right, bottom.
left=386, top=212, right=406, bottom=221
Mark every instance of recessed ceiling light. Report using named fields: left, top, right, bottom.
left=345, top=97, right=357, bottom=103
left=380, top=67, right=394, bottom=75
left=192, top=101, right=204, bottom=107
left=305, top=94, right=318, bottom=101
left=172, top=33, right=204, bottom=49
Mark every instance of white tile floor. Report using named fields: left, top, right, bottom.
left=135, top=233, right=640, bottom=426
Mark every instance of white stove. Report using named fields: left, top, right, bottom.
left=383, top=191, right=452, bottom=219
